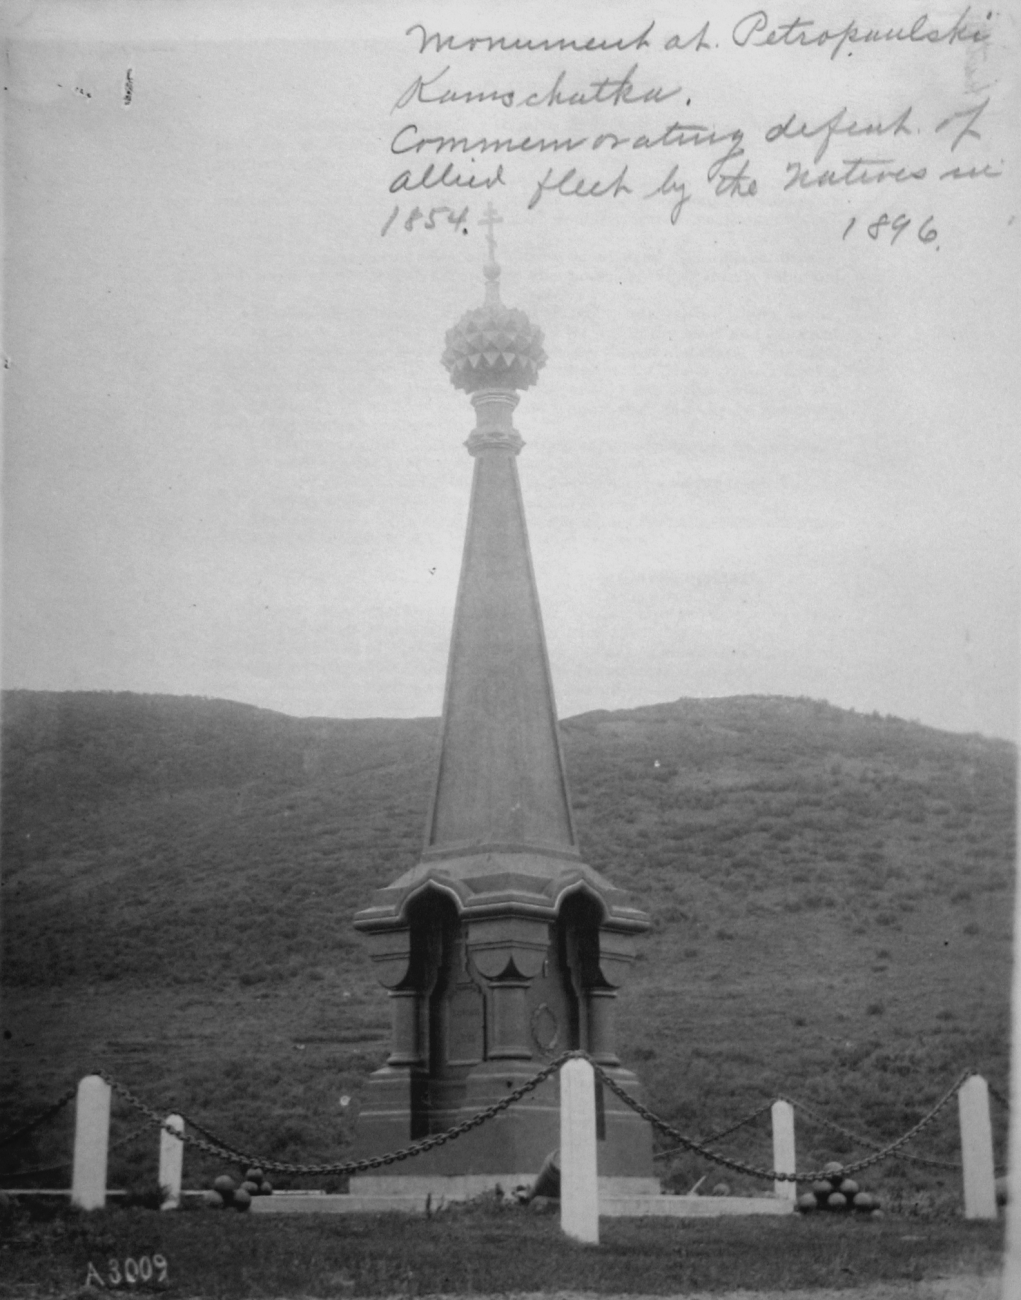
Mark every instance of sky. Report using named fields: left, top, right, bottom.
left=2, top=0, right=1019, bottom=738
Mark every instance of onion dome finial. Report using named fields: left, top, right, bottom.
left=441, top=204, right=547, bottom=394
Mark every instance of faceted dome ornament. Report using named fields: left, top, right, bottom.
left=441, top=204, right=547, bottom=393
left=441, top=305, right=547, bottom=393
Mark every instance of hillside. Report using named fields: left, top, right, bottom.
left=1, top=690, right=1015, bottom=1207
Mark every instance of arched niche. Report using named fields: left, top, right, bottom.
left=361, top=878, right=638, bottom=1141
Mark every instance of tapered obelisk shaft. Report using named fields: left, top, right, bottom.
left=425, top=386, right=576, bottom=855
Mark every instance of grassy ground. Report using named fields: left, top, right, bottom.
left=0, top=1195, right=1004, bottom=1299
left=2, top=692, right=1014, bottom=1218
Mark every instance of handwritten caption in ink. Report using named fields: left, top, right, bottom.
left=381, top=10, right=1003, bottom=238
left=381, top=204, right=470, bottom=236
left=842, top=212, right=938, bottom=246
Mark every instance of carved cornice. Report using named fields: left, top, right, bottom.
left=420, top=841, right=581, bottom=865
left=465, top=430, right=524, bottom=457
left=352, top=852, right=651, bottom=937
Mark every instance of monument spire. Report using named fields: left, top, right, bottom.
left=356, top=212, right=647, bottom=924
left=424, top=205, right=575, bottom=858
left=350, top=219, right=651, bottom=1189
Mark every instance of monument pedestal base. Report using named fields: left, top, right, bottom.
left=250, top=1186, right=795, bottom=1217
left=347, top=1062, right=653, bottom=1181
left=347, top=1172, right=663, bottom=1199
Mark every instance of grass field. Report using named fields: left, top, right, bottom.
left=1, top=690, right=1015, bottom=1217
left=0, top=1195, right=1005, bottom=1298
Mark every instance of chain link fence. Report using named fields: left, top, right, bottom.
left=653, top=1099, right=776, bottom=1160
left=776, top=1092, right=969, bottom=1172
left=591, top=1056, right=974, bottom=1184
left=94, top=1055, right=571, bottom=1178
left=0, top=1121, right=155, bottom=1181
left=1, top=1054, right=1004, bottom=1190
left=0, top=1089, right=77, bottom=1151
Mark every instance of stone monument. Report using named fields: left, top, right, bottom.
left=350, top=209, right=655, bottom=1195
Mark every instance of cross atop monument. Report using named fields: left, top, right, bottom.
left=479, top=203, right=503, bottom=305
left=479, top=202, right=503, bottom=265
left=351, top=231, right=652, bottom=1194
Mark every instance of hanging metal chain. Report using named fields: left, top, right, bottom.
left=653, top=1099, right=775, bottom=1161
left=988, top=1082, right=1011, bottom=1110
left=776, top=1093, right=964, bottom=1171
left=0, top=1156, right=73, bottom=1178
left=94, top=1053, right=571, bottom=1177
left=0, top=1088, right=77, bottom=1150
left=0, top=1119, right=154, bottom=1182
left=590, top=1058, right=973, bottom=1184
left=107, top=1120, right=157, bottom=1154
left=14, top=1055, right=983, bottom=1188
left=175, top=1113, right=252, bottom=1163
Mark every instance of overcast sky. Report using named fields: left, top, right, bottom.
left=3, top=0, right=1019, bottom=739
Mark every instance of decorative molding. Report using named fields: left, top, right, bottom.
left=465, top=429, right=524, bottom=457
left=530, top=1003, right=560, bottom=1056
left=419, top=841, right=582, bottom=864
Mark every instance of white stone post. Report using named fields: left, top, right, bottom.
left=159, top=1114, right=184, bottom=1210
left=71, top=1075, right=111, bottom=1211
left=771, top=1100, right=797, bottom=1201
left=959, top=1074, right=997, bottom=1219
left=1000, top=794, right=1021, bottom=1300
left=560, top=1057, right=599, bottom=1244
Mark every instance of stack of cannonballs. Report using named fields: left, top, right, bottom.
left=796, top=1162, right=881, bottom=1215
left=204, top=1168, right=274, bottom=1211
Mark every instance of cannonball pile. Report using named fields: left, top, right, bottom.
left=796, top=1161, right=881, bottom=1215
left=203, top=1168, right=274, bottom=1211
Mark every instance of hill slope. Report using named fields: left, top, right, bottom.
left=1, top=690, right=1015, bottom=1205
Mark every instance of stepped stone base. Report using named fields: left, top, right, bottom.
left=601, top=1194, right=795, bottom=1218
left=251, top=1194, right=433, bottom=1215
left=348, top=1063, right=653, bottom=1181
left=250, top=1181, right=794, bottom=1217
left=348, top=1173, right=662, bottom=1198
